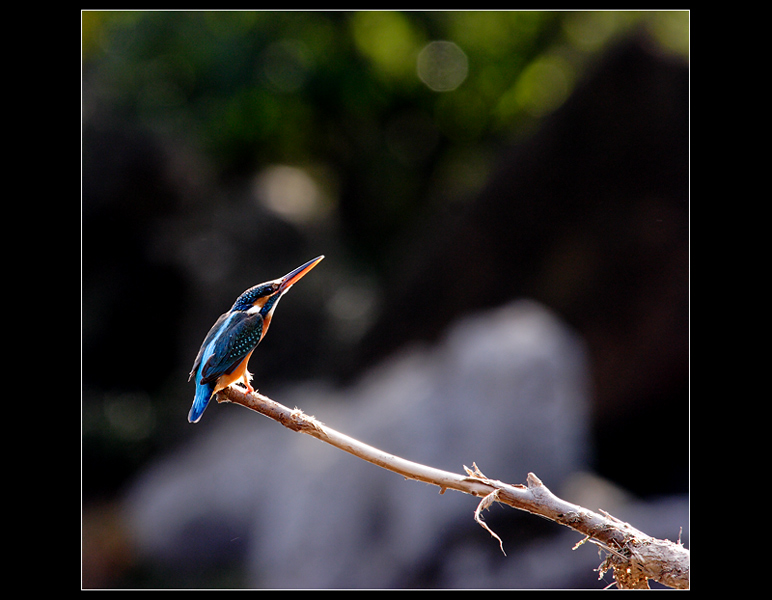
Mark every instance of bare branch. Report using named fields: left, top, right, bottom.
left=217, top=386, right=689, bottom=589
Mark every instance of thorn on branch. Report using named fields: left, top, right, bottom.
left=526, top=472, right=543, bottom=488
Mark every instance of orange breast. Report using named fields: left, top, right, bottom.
left=212, top=349, right=255, bottom=395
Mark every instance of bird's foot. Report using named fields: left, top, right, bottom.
left=238, top=381, right=255, bottom=394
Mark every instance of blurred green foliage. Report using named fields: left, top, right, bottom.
left=83, top=10, right=687, bottom=260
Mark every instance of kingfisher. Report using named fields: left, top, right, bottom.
left=188, top=255, right=324, bottom=423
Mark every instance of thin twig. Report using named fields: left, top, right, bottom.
left=217, top=386, right=689, bottom=589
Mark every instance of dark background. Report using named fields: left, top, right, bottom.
left=82, top=10, right=688, bottom=588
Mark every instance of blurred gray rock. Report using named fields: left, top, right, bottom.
left=124, top=300, right=599, bottom=587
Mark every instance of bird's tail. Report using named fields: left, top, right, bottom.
left=189, top=379, right=217, bottom=423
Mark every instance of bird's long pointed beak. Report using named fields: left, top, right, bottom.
left=279, top=255, right=324, bottom=292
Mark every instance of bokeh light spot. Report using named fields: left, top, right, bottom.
left=253, top=164, right=330, bottom=224
left=417, top=41, right=469, bottom=92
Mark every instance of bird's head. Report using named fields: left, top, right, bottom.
left=231, top=255, right=324, bottom=323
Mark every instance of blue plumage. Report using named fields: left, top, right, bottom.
left=188, top=377, right=217, bottom=423
left=188, top=255, right=324, bottom=423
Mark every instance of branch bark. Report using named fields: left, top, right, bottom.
left=217, top=386, right=689, bottom=589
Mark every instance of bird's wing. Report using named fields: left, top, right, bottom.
left=189, top=311, right=231, bottom=381
left=199, top=311, right=265, bottom=384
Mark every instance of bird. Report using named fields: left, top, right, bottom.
left=188, top=255, right=324, bottom=423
